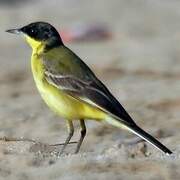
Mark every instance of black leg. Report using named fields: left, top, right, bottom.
left=74, top=119, right=86, bottom=154
left=59, top=120, right=74, bottom=155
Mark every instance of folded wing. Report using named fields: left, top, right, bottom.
left=43, top=47, right=136, bottom=126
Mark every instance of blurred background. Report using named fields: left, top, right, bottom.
left=0, top=0, right=180, bottom=179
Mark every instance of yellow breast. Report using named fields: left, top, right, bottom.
left=31, top=53, right=106, bottom=120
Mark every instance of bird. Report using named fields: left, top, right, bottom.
left=6, top=22, right=172, bottom=155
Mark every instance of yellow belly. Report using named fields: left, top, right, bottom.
left=31, top=54, right=106, bottom=120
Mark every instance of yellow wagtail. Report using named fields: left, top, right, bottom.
left=6, top=22, right=172, bottom=155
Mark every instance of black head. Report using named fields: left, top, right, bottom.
left=7, top=22, right=64, bottom=49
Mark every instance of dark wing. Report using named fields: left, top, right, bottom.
left=43, top=47, right=136, bottom=126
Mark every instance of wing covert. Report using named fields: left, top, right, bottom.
left=42, top=46, right=136, bottom=125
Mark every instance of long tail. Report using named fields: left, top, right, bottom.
left=105, top=117, right=172, bottom=155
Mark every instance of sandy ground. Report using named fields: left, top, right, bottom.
left=0, top=0, right=180, bottom=179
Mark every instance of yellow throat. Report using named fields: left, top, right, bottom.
left=25, top=35, right=45, bottom=55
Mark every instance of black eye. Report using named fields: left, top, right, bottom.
left=30, top=29, right=36, bottom=35
left=29, top=28, right=37, bottom=36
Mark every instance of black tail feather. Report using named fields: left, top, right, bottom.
left=129, top=125, right=172, bottom=155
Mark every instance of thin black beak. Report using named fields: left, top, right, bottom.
left=6, top=28, right=22, bottom=35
